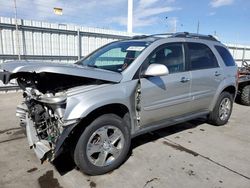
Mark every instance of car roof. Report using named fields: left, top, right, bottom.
left=127, top=32, right=220, bottom=44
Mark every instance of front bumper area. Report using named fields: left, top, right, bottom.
left=25, top=115, right=52, bottom=161
left=16, top=103, right=80, bottom=163
left=16, top=104, right=52, bottom=162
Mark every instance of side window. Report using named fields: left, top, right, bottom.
left=148, top=43, right=185, bottom=74
left=187, top=43, right=218, bottom=70
left=215, top=45, right=236, bottom=66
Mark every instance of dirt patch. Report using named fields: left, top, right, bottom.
left=162, top=140, right=199, bottom=157
left=0, top=127, right=22, bottom=135
left=187, top=170, right=196, bottom=176
left=12, top=129, right=25, bottom=136
left=89, top=181, right=96, bottom=188
left=27, top=167, right=38, bottom=173
left=0, top=136, right=25, bottom=144
left=38, top=170, right=63, bottom=188
left=143, top=177, right=159, bottom=188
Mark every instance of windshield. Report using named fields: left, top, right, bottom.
left=76, top=41, right=150, bottom=72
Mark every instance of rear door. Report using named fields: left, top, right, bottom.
left=186, top=42, right=223, bottom=112
left=139, top=43, right=192, bottom=126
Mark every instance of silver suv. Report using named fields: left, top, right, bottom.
left=0, top=32, right=238, bottom=175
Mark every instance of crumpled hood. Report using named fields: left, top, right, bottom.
left=0, top=60, right=122, bottom=84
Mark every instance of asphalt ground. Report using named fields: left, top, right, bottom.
left=0, top=92, right=250, bottom=188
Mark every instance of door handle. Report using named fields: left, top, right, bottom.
left=215, top=71, right=221, bottom=77
left=180, top=77, right=190, bottom=83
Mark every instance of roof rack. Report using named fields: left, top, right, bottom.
left=131, top=35, right=149, bottom=39
left=131, top=32, right=219, bottom=42
left=148, top=33, right=174, bottom=37
left=131, top=33, right=174, bottom=39
left=171, top=32, right=218, bottom=41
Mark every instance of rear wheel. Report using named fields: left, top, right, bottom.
left=74, top=114, right=130, bottom=175
left=240, top=85, right=250, bottom=106
left=208, top=92, right=233, bottom=126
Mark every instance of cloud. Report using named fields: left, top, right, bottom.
left=108, top=0, right=181, bottom=29
left=135, top=6, right=181, bottom=19
left=210, top=0, right=234, bottom=8
left=108, top=16, right=127, bottom=26
left=166, top=17, right=178, bottom=32
left=135, top=0, right=181, bottom=28
left=0, top=0, right=180, bottom=31
left=0, top=0, right=127, bottom=26
left=208, top=12, right=216, bottom=16
left=138, top=0, right=159, bottom=9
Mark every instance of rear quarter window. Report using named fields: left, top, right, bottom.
left=187, top=43, right=218, bottom=70
left=215, top=45, right=236, bottom=66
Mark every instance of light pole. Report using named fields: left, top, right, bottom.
left=13, top=0, right=21, bottom=60
left=197, top=20, right=200, bottom=34
left=166, top=17, right=177, bottom=33
left=127, top=0, right=133, bottom=33
left=165, top=16, right=168, bottom=31
left=174, top=19, right=177, bottom=33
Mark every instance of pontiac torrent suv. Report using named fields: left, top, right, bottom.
left=0, top=32, right=238, bottom=175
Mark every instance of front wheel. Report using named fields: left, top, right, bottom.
left=74, top=114, right=131, bottom=175
left=208, top=92, right=233, bottom=126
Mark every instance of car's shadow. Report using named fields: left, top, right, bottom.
left=130, top=117, right=206, bottom=149
left=53, top=117, right=206, bottom=176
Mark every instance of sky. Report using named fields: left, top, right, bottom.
left=0, top=0, right=249, bottom=44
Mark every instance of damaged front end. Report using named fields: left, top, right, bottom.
left=0, top=60, right=122, bottom=163
left=16, top=88, right=79, bottom=163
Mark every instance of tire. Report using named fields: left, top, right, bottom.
left=240, top=85, right=250, bottom=106
left=74, top=114, right=131, bottom=175
left=208, top=92, right=233, bottom=126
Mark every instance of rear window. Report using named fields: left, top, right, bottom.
left=215, top=45, right=236, bottom=66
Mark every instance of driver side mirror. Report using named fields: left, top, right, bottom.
left=143, top=64, right=169, bottom=77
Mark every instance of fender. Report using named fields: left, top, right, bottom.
left=63, top=81, right=138, bottom=121
left=209, top=78, right=237, bottom=111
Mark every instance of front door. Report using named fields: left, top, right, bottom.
left=139, top=43, right=192, bottom=126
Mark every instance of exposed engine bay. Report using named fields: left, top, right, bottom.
left=17, top=81, right=69, bottom=162
left=15, top=73, right=109, bottom=162
left=16, top=72, right=106, bottom=93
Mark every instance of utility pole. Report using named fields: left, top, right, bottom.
left=127, top=0, right=133, bottom=33
left=197, top=20, right=200, bottom=34
left=13, top=0, right=21, bottom=60
left=165, top=16, right=168, bottom=32
left=174, top=19, right=177, bottom=33
left=214, top=30, right=217, bottom=36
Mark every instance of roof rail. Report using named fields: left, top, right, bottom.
left=148, top=33, right=174, bottom=37
left=132, top=33, right=174, bottom=39
left=171, top=32, right=219, bottom=41
left=131, top=32, right=219, bottom=42
left=131, top=35, right=149, bottom=39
